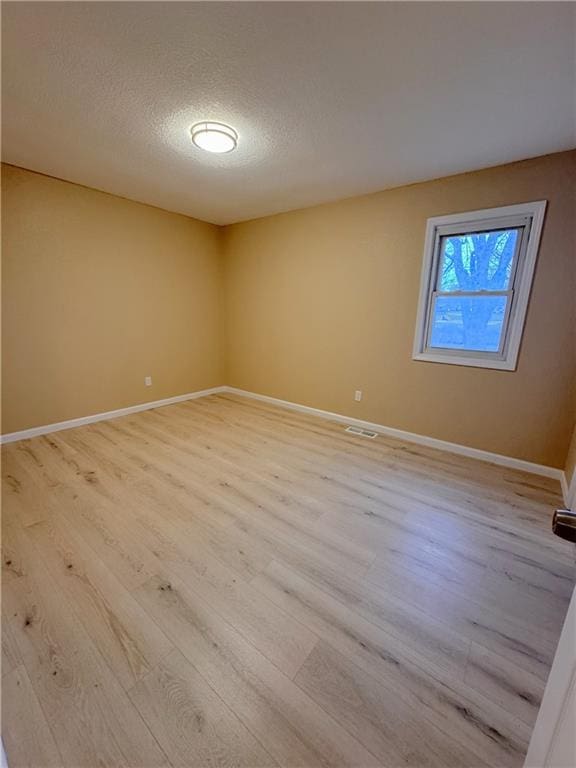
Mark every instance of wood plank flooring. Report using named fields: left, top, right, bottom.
left=2, top=393, right=575, bottom=767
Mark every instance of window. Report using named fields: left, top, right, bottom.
left=412, top=201, right=546, bottom=370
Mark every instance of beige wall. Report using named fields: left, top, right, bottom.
left=2, top=164, right=223, bottom=434
left=3, top=153, right=575, bottom=469
left=223, top=151, right=576, bottom=469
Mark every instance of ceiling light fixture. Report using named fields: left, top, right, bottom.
left=190, top=121, right=238, bottom=153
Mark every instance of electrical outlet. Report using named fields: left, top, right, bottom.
left=354, top=390, right=362, bottom=402
left=145, top=376, right=152, bottom=387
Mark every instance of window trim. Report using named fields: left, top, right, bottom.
left=412, top=201, right=547, bottom=371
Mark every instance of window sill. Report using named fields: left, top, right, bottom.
left=412, top=351, right=517, bottom=371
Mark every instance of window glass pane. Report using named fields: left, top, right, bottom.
left=437, top=229, right=519, bottom=292
left=429, top=295, right=507, bottom=352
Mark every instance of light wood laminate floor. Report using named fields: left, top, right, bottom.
left=2, top=394, right=575, bottom=767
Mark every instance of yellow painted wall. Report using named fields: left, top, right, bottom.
left=223, top=151, right=576, bottom=469
left=2, top=165, right=223, bottom=433
left=3, top=153, right=575, bottom=469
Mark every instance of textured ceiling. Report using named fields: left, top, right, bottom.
left=2, top=2, right=575, bottom=225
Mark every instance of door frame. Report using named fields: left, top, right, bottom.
left=524, top=585, right=576, bottom=767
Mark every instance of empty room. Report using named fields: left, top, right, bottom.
left=1, top=2, right=575, bottom=767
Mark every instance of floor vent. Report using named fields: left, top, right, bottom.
left=345, top=425, right=378, bottom=439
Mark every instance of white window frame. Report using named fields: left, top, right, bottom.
left=412, top=201, right=547, bottom=371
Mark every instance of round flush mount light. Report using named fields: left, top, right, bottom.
left=190, top=121, right=238, bottom=153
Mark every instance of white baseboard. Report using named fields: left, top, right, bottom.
left=223, top=386, right=566, bottom=485
left=0, top=386, right=227, bottom=445
left=1, top=383, right=568, bottom=501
